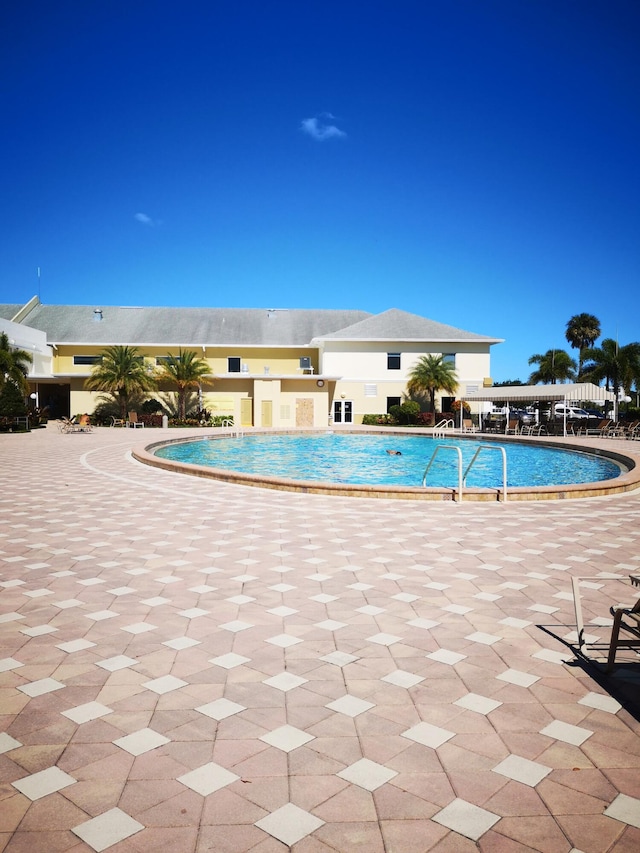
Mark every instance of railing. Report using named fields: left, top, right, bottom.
left=422, top=443, right=508, bottom=502
left=221, top=419, right=244, bottom=438
left=422, top=445, right=463, bottom=501
left=463, top=445, right=508, bottom=502
left=432, top=418, right=455, bottom=438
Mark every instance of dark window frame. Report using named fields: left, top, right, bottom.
left=386, top=396, right=401, bottom=412
left=73, top=355, right=103, bottom=366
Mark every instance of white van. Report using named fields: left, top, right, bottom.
left=553, top=404, right=590, bottom=419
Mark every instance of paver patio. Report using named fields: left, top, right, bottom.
left=1, top=424, right=639, bottom=852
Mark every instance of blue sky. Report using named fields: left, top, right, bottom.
left=1, top=0, right=638, bottom=381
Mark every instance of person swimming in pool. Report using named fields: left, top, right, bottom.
left=386, top=449, right=402, bottom=456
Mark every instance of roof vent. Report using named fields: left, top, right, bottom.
left=93, top=308, right=103, bottom=322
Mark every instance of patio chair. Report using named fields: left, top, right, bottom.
left=58, top=416, right=76, bottom=433
left=462, top=418, right=478, bottom=433
left=578, top=418, right=612, bottom=437
left=59, top=416, right=91, bottom=433
left=520, top=423, right=547, bottom=436
left=111, top=415, right=126, bottom=427
left=505, top=419, right=520, bottom=435
left=606, top=576, right=640, bottom=671
left=127, top=411, right=144, bottom=429
left=605, top=422, right=626, bottom=438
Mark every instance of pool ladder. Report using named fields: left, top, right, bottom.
left=431, top=418, right=455, bottom=438
left=422, top=444, right=508, bottom=502
left=221, top=419, right=244, bottom=438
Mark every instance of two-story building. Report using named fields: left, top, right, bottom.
left=0, top=297, right=502, bottom=425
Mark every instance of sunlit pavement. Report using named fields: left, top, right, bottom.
left=1, top=424, right=639, bottom=853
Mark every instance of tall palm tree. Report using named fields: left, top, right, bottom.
left=85, top=345, right=156, bottom=418
left=528, top=349, right=576, bottom=384
left=565, top=313, right=601, bottom=378
left=581, top=338, right=640, bottom=402
left=0, top=331, right=33, bottom=394
left=155, top=349, right=211, bottom=420
left=407, top=354, right=458, bottom=414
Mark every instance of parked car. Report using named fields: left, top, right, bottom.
left=553, top=404, right=590, bottom=419
left=491, top=407, right=535, bottom=424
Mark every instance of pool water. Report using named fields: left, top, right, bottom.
left=154, top=433, right=622, bottom=489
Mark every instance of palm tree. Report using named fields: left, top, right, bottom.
left=565, top=313, right=601, bottom=378
left=0, top=331, right=33, bottom=394
left=85, top=345, right=156, bottom=419
left=528, top=349, right=576, bottom=384
left=155, top=349, right=211, bottom=420
left=407, top=354, right=458, bottom=414
left=582, top=338, right=640, bottom=403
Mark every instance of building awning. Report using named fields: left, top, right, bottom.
left=463, top=382, right=615, bottom=404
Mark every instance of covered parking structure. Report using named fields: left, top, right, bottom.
left=463, top=382, right=616, bottom=436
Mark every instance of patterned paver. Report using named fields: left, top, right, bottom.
left=1, top=423, right=640, bottom=852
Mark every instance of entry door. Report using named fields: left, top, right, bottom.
left=261, top=400, right=273, bottom=427
left=333, top=400, right=353, bottom=423
left=240, top=398, right=253, bottom=426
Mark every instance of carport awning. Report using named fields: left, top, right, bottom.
left=463, top=382, right=615, bottom=404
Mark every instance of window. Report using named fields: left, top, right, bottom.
left=299, top=356, right=311, bottom=369
left=228, top=357, right=241, bottom=373
left=387, top=396, right=401, bottom=412
left=387, top=352, right=401, bottom=370
left=443, top=353, right=455, bottom=365
left=73, top=355, right=102, bottom=365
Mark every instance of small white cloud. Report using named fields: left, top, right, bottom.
left=300, top=115, right=346, bottom=141
left=134, top=212, right=158, bottom=226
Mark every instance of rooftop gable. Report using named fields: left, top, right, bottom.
left=313, top=307, right=502, bottom=343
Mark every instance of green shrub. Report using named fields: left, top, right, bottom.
left=211, top=415, right=234, bottom=427
left=361, top=413, right=393, bottom=425
left=142, top=398, right=165, bottom=414
left=0, top=380, right=27, bottom=417
left=389, top=401, right=421, bottom=425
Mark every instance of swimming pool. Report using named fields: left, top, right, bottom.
left=153, top=432, right=622, bottom=490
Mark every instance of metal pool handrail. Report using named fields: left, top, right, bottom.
left=463, top=445, right=508, bottom=501
left=422, top=444, right=463, bottom=501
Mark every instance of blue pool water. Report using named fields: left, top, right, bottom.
left=154, top=433, right=622, bottom=489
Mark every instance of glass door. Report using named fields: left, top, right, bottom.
left=333, top=400, right=353, bottom=423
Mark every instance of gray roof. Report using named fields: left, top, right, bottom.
left=0, top=304, right=24, bottom=321
left=8, top=303, right=372, bottom=347
left=1, top=301, right=501, bottom=348
left=314, top=308, right=501, bottom=343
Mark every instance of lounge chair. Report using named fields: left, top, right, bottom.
left=462, top=418, right=478, bottom=433
left=578, top=418, right=612, bottom=437
left=605, top=422, right=626, bottom=438
left=111, top=416, right=126, bottom=427
left=606, top=575, right=640, bottom=671
left=127, top=411, right=144, bottom=429
left=628, top=422, right=640, bottom=440
left=59, top=416, right=92, bottom=433
left=621, top=420, right=639, bottom=439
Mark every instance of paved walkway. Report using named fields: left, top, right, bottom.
left=1, top=425, right=639, bottom=853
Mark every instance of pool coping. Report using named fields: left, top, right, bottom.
left=132, top=426, right=640, bottom=502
